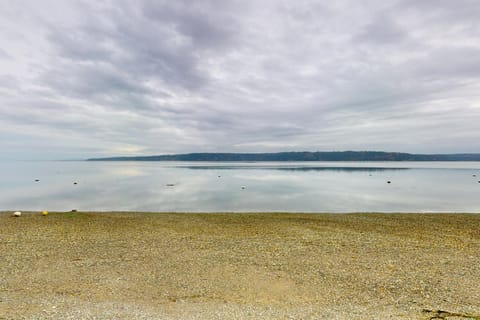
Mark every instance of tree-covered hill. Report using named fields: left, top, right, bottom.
left=87, top=151, right=480, bottom=161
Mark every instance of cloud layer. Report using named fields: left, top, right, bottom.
left=1, top=0, right=480, bottom=159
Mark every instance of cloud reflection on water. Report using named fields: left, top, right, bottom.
left=1, top=161, right=479, bottom=212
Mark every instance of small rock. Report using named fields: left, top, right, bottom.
left=71, top=209, right=77, bottom=213
left=13, top=211, right=21, bottom=217
left=73, top=182, right=78, bottom=185
left=241, top=186, right=246, bottom=189
left=35, top=179, right=39, bottom=182
left=387, top=181, right=391, bottom=184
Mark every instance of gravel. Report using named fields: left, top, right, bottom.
left=1, top=212, right=479, bottom=319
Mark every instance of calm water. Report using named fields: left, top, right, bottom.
left=1, top=161, right=480, bottom=212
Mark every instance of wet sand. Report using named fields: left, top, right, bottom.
left=1, top=212, right=479, bottom=319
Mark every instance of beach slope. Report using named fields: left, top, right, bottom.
left=1, top=212, right=479, bottom=319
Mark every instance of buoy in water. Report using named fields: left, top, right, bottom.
left=42, top=211, right=48, bottom=216
left=13, top=211, right=21, bottom=217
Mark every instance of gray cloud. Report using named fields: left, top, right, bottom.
left=141, top=0, right=242, bottom=49
left=0, top=47, right=11, bottom=59
left=44, top=0, right=246, bottom=93
left=1, top=0, right=480, bottom=160
left=414, top=46, right=480, bottom=80
left=354, top=14, right=407, bottom=45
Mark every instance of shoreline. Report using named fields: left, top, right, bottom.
left=3, top=210, right=480, bottom=215
left=1, top=212, right=479, bottom=319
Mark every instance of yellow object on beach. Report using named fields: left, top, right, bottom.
left=42, top=211, right=48, bottom=216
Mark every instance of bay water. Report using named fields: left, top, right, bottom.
left=1, top=161, right=480, bottom=212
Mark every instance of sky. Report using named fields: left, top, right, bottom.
left=1, top=0, right=480, bottom=160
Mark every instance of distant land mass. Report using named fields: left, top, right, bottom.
left=87, top=151, right=480, bottom=161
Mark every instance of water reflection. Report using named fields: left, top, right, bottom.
left=0, top=161, right=479, bottom=212
left=179, top=165, right=409, bottom=172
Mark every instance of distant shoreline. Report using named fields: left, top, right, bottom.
left=86, top=151, right=480, bottom=162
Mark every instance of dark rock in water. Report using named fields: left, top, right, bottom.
left=387, top=181, right=391, bottom=184
left=166, top=184, right=175, bottom=187
left=241, top=186, right=246, bottom=189
left=218, top=175, right=221, bottom=178
left=35, top=179, right=39, bottom=182
left=73, top=182, right=78, bottom=185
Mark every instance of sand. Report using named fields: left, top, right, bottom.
left=1, top=211, right=479, bottom=319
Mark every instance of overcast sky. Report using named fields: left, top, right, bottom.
left=1, top=0, right=480, bottom=160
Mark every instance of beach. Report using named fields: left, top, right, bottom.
left=1, top=212, right=479, bottom=319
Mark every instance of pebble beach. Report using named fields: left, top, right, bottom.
left=1, top=212, right=479, bottom=319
